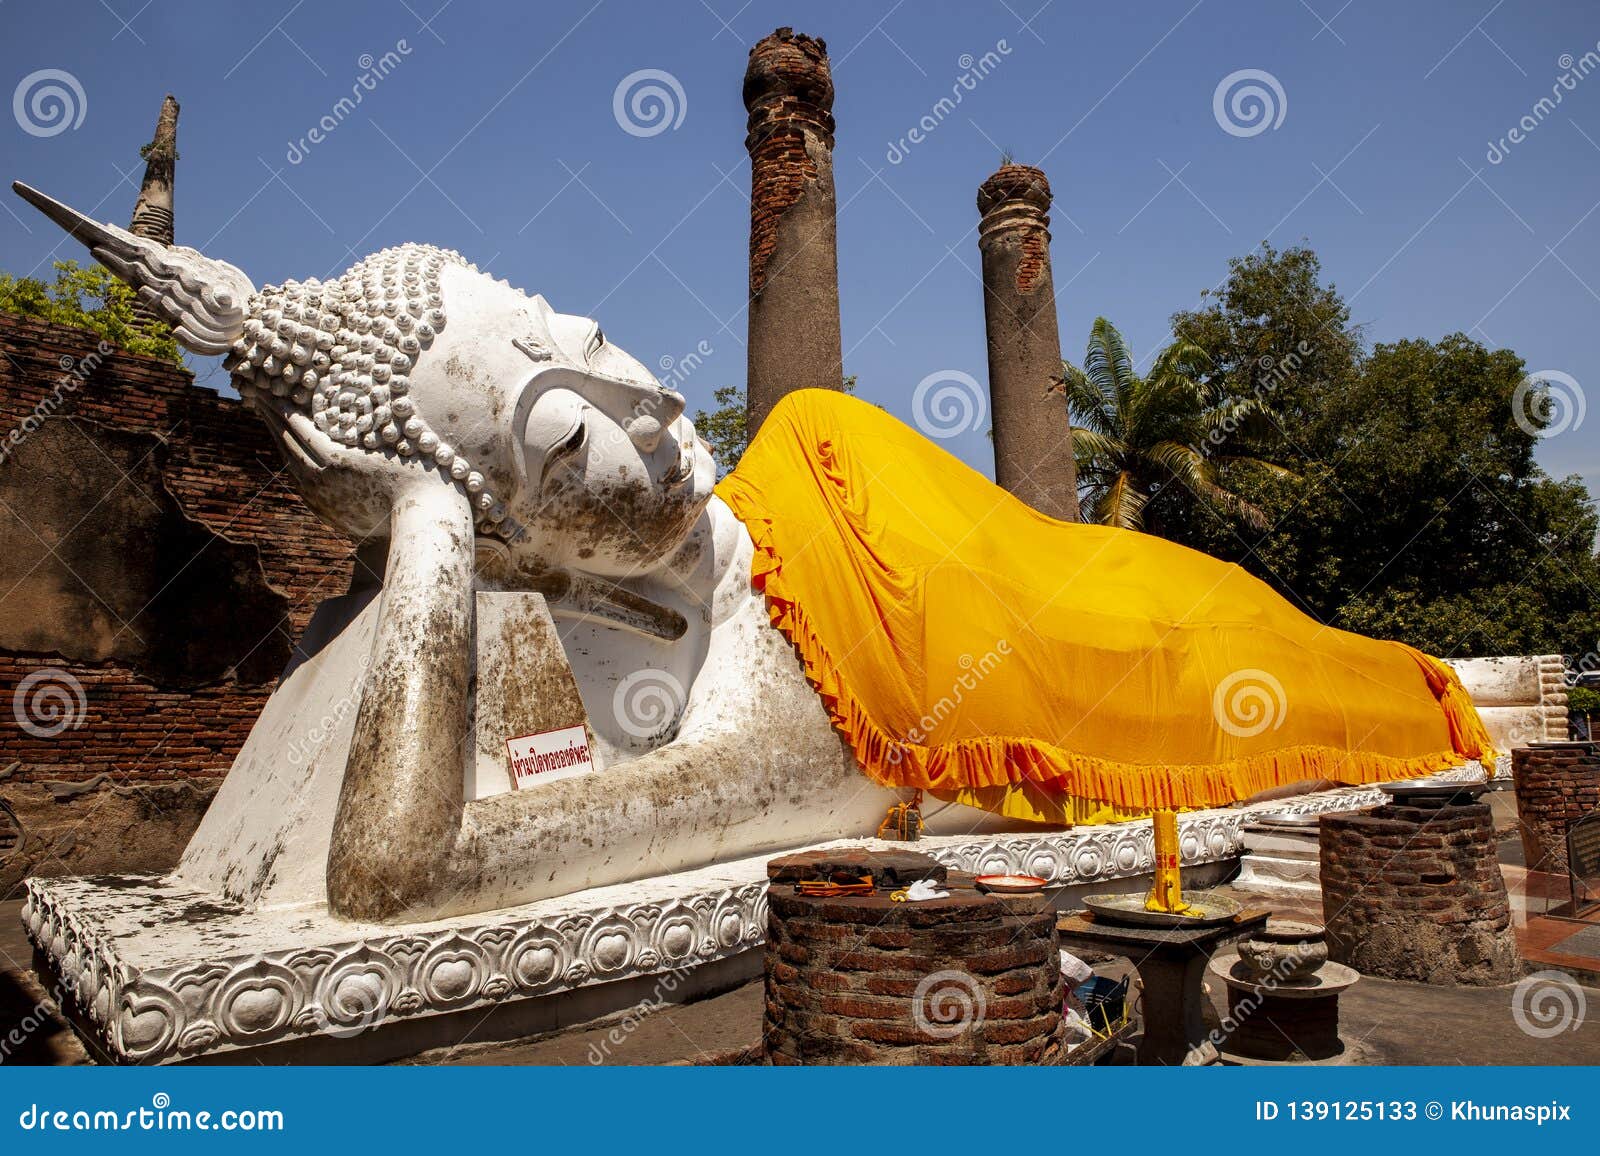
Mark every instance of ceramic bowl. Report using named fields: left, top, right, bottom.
left=1237, top=935, right=1328, bottom=979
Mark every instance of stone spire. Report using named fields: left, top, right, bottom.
left=129, top=95, right=179, bottom=333
left=743, top=27, right=843, bottom=440
left=976, top=163, right=1078, bottom=521
left=130, top=94, right=179, bottom=246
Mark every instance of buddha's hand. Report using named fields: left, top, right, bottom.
left=259, top=394, right=467, bottom=540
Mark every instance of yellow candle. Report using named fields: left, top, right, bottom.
left=1145, top=809, right=1191, bottom=914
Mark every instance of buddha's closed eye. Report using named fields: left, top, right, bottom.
left=538, top=413, right=588, bottom=491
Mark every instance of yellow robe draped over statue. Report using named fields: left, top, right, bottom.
left=716, top=389, right=1493, bottom=826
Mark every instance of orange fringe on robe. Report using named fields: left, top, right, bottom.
left=715, top=390, right=1494, bottom=826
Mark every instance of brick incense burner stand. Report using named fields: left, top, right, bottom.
left=1319, top=798, right=1519, bottom=985
left=1511, top=742, right=1600, bottom=874
left=763, top=849, right=1065, bottom=1064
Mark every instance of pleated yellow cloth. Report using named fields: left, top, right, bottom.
left=716, top=389, right=1494, bottom=826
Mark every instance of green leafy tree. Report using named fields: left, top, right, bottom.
left=692, top=376, right=857, bottom=477
left=692, top=386, right=750, bottom=478
left=0, top=260, right=182, bottom=364
left=1172, top=243, right=1360, bottom=434
left=1569, top=685, right=1599, bottom=740
left=1053, top=316, right=1289, bottom=531
left=1166, top=244, right=1600, bottom=658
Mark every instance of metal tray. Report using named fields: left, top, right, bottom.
left=1379, top=778, right=1487, bottom=802
left=1082, top=892, right=1243, bottom=928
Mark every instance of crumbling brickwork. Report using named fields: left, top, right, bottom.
left=746, top=125, right=820, bottom=298
left=743, top=27, right=843, bottom=438
left=744, top=29, right=833, bottom=296
left=1320, top=801, right=1520, bottom=986
left=1512, top=741, right=1600, bottom=874
left=0, top=313, right=354, bottom=891
left=762, top=850, right=1065, bottom=1065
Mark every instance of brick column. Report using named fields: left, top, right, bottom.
left=977, top=164, right=1078, bottom=520
left=1511, top=741, right=1600, bottom=873
left=1320, top=800, right=1519, bottom=986
left=743, top=27, right=843, bottom=440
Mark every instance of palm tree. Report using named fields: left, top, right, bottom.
left=1052, top=316, right=1291, bottom=532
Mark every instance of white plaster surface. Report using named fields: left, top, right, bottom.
left=21, top=183, right=1529, bottom=925
left=173, top=590, right=378, bottom=907
left=1448, top=654, right=1568, bottom=757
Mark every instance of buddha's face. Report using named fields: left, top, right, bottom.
left=501, top=299, right=718, bottom=577
left=245, top=256, right=717, bottom=578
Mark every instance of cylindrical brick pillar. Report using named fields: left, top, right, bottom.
left=764, top=849, right=1064, bottom=1065
left=1512, top=741, right=1600, bottom=874
left=1320, top=798, right=1520, bottom=986
left=743, top=27, right=843, bottom=440
left=977, top=164, right=1078, bottom=521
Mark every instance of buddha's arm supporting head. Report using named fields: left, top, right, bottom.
left=17, top=179, right=728, bottom=920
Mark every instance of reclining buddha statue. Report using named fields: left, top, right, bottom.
left=15, top=181, right=1493, bottom=925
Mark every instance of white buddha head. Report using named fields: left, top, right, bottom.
left=13, top=181, right=718, bottom=580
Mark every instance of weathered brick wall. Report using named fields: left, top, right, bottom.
left=1320, top=801, right=1520, bottom=986
left=1511, top=741, right=1600, bottom=874
left=0, top=313, right=353, bottom=891
left=763, top=850, right=1064, bottom=1065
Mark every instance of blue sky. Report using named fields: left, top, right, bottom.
left=3, top=0, right=1597, bottom=498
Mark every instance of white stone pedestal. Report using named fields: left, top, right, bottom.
left=23, top=810, right=1255, bottom=1063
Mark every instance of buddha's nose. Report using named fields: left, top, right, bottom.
left=624, top=390, right=685, bottom=453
